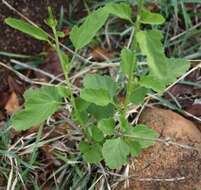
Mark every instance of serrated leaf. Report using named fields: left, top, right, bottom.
left=83, top=74, right=118, bottom=97
left=91, top=127, right=104, bottom=142
left=105, top=3, right=132, bottom=22
left=102, top=138, right=129, bottom=169
left=129, top=85, right=148, bottom=105
left=87, top=103, right=114, bottom=120
left=141, top=8, right=165, bottom=25
left=120, top=48, right=136, bottom=75
left=140, top=74, right=165, bottom=92
left=80, top=142, right=102, bottom=164
left=12, top=86, right=62, bottom=131
left=80, top=88, right=112, bottom=106
left=140, top=58, right=190, bottom=92
left=5, top=18, right=48, bottom=41
left=166, top=58, right=190, bottom=82
left=70, top=8, right=109, bottom=49
left=127, top=124, right=159, bottom=148
left=98, top=118, right=115, bottom=135
left=136, top=30, right=167, bottom=79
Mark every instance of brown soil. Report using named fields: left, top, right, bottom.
left=120, top=107, right=201, bottom=190
left=0, top=0, right=84, bottom=55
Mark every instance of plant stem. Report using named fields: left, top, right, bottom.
left=124, top=0, right=144, bottom=111
left=52, top=27, right=77, bottom=113
left=52, top=27, right=86, bottom=125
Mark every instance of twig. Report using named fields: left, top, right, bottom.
left=99, top=164, right=112, bottom=190
left=123, top=134, right=197, bottom=151
left=6, top=158, right=14, bottom=190
left=164, top=62, right=201, bottom=93
left=170, top=21, right=201, bottom=41
left=11, top=59, right=65, bottom=83
left=0, top=61, right=56, bottom=86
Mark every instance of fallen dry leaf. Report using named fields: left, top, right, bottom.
left=5, top=91, right=20, bottom=114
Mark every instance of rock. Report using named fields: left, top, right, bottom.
left=120, top=107, right=201, bottom=190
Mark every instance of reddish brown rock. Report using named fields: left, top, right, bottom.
left=120, top=107, right=201, bottom=190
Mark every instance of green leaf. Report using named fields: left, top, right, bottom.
left=120, top=48, right=136, bottom=75
left=75, top=98, right=90, bottom=112
left=70, top=8, right=109, bottom=49
left=80, top=74, right=118, bottom=106
left=83, top=74, right=118, bottom=97
left=60, top=52, right=69, bottom=72
left=102, top=137, right=130, bottom=169
left=87, top=104, right=114, bottom=120
left=119, top=113, right=130, bottom=131
left=5, top=18, right=48, bottom=41
left=98, top=118, right=115, bottom=135
left=91, top=127, right=104, bottom=142
left=140, top=58, right=190, bottom=92
left=80, top=88, right=112, bottom=106
left=127, top=140, right=141, bottom=156
left=80, top=142, right=102, bottom=164
left=105, top=3, right=132, bottom=22
left=12, top=86, right=62, bottom=131
left=126, top=124, right=159, bottom=148
left=166, top=58, right=190, bottom=83
left=57, top=31, right=65, bottom=38
left=57, top=85, right=70, bottom=98
left=141, top=8, right=165, bottom=25
left=136, top=30, right=167, bottom=79
left=129, top=85, right=148, bottom=105
left=46, top=7, right=57, bottom=28
left=56, top=31, right=65, bottom=38
left=140, top=74, right=165, bottom=92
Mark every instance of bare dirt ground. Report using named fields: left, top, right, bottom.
left=0, top=0, right=78, bottom=55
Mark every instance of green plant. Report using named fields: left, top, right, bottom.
left=5, top=1, right=190, bottom=169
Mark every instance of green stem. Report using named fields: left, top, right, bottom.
left=51, top=27, right=85, bottom=125
left=124, top=0, right=144, bottom=111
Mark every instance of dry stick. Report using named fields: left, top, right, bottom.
left=0, top=61, right=56, bottom=86
left=149, top=93, right=201, bottom=123
left=6, top=158, right=14, bottom=190
left=10, top=176, right=18, bottom=190
left=164, top=62, right=201, bottom=92
left=183, top=110, right=201, bottom=123
left=123, top=134, right=197, bottom=150
left=170, top=21, right=201, bottom=41
left=11, top=59, right=65, bottom=83
left=99, top=164, right=112, bottom=190
left=112, top=172, right=186, bottom=182
left=88, top=175, right=103, bottom=190
left=70, top=62, right=119, bottom=81
left=107, top=171, right=185, bottom=189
